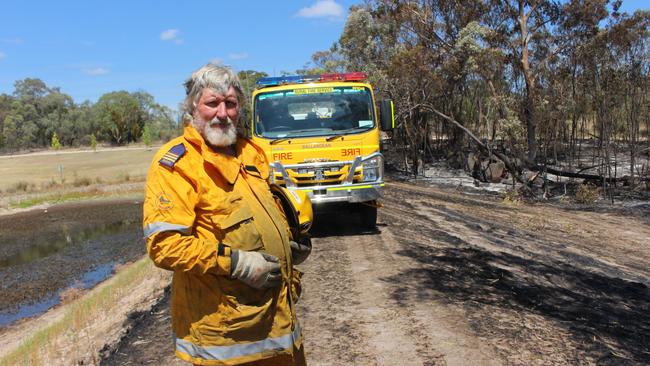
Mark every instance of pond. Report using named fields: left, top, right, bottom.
left=0, top=199, right=145, bottom=327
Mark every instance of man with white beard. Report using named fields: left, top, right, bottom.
left=142, top=63, right=308, bottom=365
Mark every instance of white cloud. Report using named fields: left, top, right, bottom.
left=0, top=52, right=6, bottom=60
left=296, top=0, right=344, bottom=19
left=160, top=29, right=183, bottom=44
left=160, top=29, right=178, bottom=40
left=82, top=67, right=108, bottom=76
left=228, top=52, right=248, bottom=60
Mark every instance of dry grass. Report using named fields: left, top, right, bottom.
left=0, top=147, right=157, bottom=193
left=575, top=184, right=601, bottom=204
left=4, top=180, right=35, bottom=193
left=72, top=176, right=93, bottom=187
left=58, top=288, right=87, bottom=305
left=0, top=147, right=156, bottom=210
left=4, top=183, right=144, bottom=210
left=501, top=188, right=522, bottom=205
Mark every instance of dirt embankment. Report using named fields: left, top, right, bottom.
left=102, top=180, right=650, bottom=366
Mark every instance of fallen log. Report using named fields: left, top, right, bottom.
left=430, top=108, right=526, bottom=185
left=532, top=165, right=650, bottom=184
left=429, top=107, right=650, bottom=187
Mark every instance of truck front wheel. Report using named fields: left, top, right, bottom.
left=357, top=202, right=377, bottom=230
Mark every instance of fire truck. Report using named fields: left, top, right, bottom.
left=251, top=72, right=394, bottom=229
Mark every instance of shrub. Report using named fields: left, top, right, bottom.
left=72, top=176, right=93, bottom=187
left=502, top=188, right=521, bottom=205
left=90, top=134, right=97, bottom=152
left=117, top=172, right=130, bottom=182
left=8, top=181, right=32, bottom=193
left=575, top=184, right=600, bottom=204
left=51, top=133, right=61, bottom=150
left=142, top=123, right=152, bottom=150
left=42, top=179, right=59, bottom=190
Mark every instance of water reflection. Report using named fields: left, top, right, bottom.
left=0, top=294, right=59, bottom=327
left=0, top=262, right=115, bottom=327
left=0, top=220, right=135, bottom=268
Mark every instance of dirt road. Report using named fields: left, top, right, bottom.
left=102, top=181, right=650, bottom=366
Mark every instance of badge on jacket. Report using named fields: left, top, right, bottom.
left=159, top=143, right=186, bottom=168
left=157, top=191, right=174, bottom=210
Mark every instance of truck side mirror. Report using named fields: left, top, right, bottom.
left=379, top=100, right=394, bottom=131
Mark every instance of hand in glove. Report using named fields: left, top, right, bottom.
left=290, top=238, right=312, bottom=265
left=230, top=250, right=281, bottom=289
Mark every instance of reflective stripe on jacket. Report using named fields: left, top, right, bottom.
left=143, top=125, right=301, bottom=365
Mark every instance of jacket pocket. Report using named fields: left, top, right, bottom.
left=212, top=204, right=263, bottom=252
left=221, top=290, right=275, bottom=340
left=197, top=277, right=275, bottom=343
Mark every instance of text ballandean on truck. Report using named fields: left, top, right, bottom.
left=251, top=72, right=394, bottom=228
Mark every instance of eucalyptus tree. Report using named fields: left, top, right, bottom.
left=238, top=70, right=268, bottom=135
left=94, top=91, right=144, bottom=145
left=319, top=0, right=648, bottom=185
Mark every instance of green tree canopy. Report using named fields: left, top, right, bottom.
left=237, top=70, right=269, bottom=135
left=94, top=91, right=145, bottom=145
left=0, top=78, right=177, bottom=152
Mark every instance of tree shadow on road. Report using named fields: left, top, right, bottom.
left=384, top=237, right=650, bottom=365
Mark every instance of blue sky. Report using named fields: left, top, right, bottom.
left=0, top=0, right=646, bottom=111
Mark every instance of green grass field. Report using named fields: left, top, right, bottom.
left=0, top=147, right=159, bottom=193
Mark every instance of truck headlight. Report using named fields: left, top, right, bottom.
left=361, top=156, right=380, bottom=182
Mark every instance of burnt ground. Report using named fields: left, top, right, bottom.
left=0, top=199, right=145, bottom=323
left=100, top=180, right=650, bottom=366
left=99, top=287, right=183, bottom=366
left=0, top=179, right=647, bottom=365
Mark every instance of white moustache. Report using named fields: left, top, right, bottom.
left=209, top=118, right=234, bottom=127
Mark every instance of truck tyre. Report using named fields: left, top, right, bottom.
left=357, top=203, right=377, bottom=229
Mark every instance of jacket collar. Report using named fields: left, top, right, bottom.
left=183, top=125, right=241, bottom=185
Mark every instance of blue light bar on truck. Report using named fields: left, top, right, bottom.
left=256, top=72, right=367, bottom=88
left=256, top=75, right=314, bottom=87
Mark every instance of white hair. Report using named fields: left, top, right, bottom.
left=182, top=63, right=244, bottom=124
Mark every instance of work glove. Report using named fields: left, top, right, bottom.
left=290, top=238, right=312, bottom=265
left=230, top=250, right=282, bottom=289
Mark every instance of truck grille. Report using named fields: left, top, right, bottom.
left=273, top=165, right=361, bottom=187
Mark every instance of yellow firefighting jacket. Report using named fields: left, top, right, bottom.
left=143, top=125, right=302, bottom=365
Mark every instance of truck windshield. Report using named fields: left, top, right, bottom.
left=253, top=86, right=374, bottom=139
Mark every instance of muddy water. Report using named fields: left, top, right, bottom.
left=0, top=199, right=145, bottom=327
